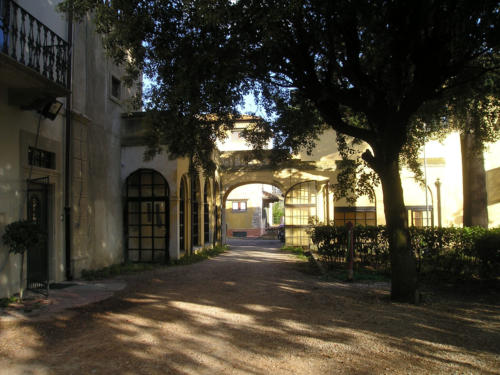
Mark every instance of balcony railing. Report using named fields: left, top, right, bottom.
left=0, top=0, right=68, bottom=88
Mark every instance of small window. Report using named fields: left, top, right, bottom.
left=28, top=147, right=55, bottom=169
left=407, top=206, right=433, bottom=227
left=111, top=76, right=121, bottom=100
left=334, top=206, right=376, bottom=227
left=230, top=130, right=242, bottom=141
left=231, top=201, right=247, bottom=212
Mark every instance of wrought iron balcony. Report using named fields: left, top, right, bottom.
left=0, top=0, right=68, bottom=89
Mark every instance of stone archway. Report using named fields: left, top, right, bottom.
left=220, top=151, right=336, bottom=247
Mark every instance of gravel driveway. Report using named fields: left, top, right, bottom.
left=0, top=240, right=499, bottom=374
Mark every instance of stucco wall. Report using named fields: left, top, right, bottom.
left=225, top=184, right=272, bottom=236
left=484, top=139, right=500, bottom=227
left=68, top=16, right=140, bottom=276
left=0, top=0, right=68, bottom=298
left=296, top=128, right=500, bottom=228
left=0, top=85, right=65, bottom=297
left=121, top=144, right=219, bottom=258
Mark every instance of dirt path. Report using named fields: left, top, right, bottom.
left=1, top=240, right=499, bottom=375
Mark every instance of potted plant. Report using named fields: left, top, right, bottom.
left=2, top=220, right=45, bottom=300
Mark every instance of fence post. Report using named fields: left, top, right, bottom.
left=346, top=221, right=354, bottom=281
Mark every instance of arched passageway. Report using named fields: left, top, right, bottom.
left=220, top=152, right=335, bottom=245
left=221, top=171, right=333, bottom=248
left=223, top=183, right=284, bottom=239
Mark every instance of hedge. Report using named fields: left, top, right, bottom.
left=310, top=225, right=500, bottom=282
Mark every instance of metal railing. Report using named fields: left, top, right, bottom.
left=0, top=0, right=68, bottom=87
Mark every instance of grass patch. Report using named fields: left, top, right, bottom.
left=169, top=245, right=228, bottom=266
left=81, top=245, right=228, bottom=280
left=322, top=264, right=390, bottom=283
left=281, top=246, right=322, bottom=275
left=0, top=296, right=19, bottom=308
left=280, top=246, right=308, bottom=261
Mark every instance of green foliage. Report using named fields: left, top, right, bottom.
left=474, top=228, right=500, bottom=278
left=311, top=225, right=500, bottom=283
left=80, top=245, right=228, bottom=280
left=169, top=245, right=228, bottom=265
left=280, top=245, right=308, bottom=260
left=58, top=0, right=499, bottom=173
left=280, top=245, right=321, bottom=275
left=403, top=69, right=500, bottom=183
left=312, top=225, right=389, bottom=270
left=272, top=202, right=284, bottom=225
left=59, top=0, right=499, bottom=299
left=1, top=220, right=45, bottom=255
left=332, top=134, right=379, bottom=205
left=0, top=296, right=19, bottom=308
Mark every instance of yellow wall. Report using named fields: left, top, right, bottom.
left=225, top=184, right=265, bottom=230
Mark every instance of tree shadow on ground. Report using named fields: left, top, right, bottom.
left=0, top=245, right=499, bottom=375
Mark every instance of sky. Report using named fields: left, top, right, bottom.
left=143, top=75, right=267, bottom=117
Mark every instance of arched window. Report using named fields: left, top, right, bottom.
left=179, top=176, right=187, bottom=251
left=204, top=179, right=211, bottom=244
left=285, top=181, right=317, bottom=247
left=126, top=169, right=169, bottom=263
left=191, top=175, right=200, bottom=247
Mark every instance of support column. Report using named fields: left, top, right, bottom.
left=435, top=178, right=442, bottom=227
left=169, top=196, right=180, bottom=260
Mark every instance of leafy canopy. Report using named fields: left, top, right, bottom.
left=2, top=220, right=45, bottom=255
left=59, top=0, right=499, bottom=176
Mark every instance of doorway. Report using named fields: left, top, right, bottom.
left=27, top=177, right=49, bottom=289
left=125, top=169, right=169, bottom=263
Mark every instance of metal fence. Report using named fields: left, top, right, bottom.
left=1, top=0, right=68, bottom=87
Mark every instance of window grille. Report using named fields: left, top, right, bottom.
left=28, top=147, right=55, bottom=169
left=407, top=206, right=433, bottom=227
left=334, top=207, right=376, bottom=226
left=285, top=181, right=317, bottom=247
left=204, top=179, right=210, bottom=244
left=126, top=169, right=169, bottom=263
left=231, top=201, right=247, bottom=212
left=191, top=176, right=200, bottom=247
left=180, top=177, right=186, bottom=251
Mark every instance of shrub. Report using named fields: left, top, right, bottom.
left=475, top=228, right=500, bottom=278
left=310, top=224, right=499, bottom=283
left=169, top=245, right=228, bottom=265
left=1, top=220, right=45, bottom=300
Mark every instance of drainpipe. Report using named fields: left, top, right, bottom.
left=64, top=4, right=73, bottom=280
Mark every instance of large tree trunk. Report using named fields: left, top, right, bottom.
left=460, top=132, right=488, bottom=228
left=378, top=159, right=418, bottom=302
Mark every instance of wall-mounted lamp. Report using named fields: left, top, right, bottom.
left=40, top=99, right=63, bottom=120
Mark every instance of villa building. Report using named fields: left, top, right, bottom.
left=1, top=0, right=499, bottom=299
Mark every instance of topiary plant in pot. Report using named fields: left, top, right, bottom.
left=2, top=220, right=45, bottom=300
